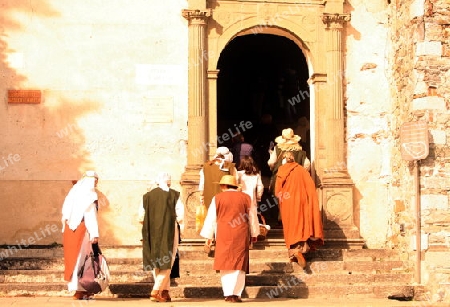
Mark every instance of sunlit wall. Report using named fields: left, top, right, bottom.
left=0, top=0, right=189, bottom=245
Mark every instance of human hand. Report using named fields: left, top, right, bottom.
left=179, top=223, right=185, bottom=235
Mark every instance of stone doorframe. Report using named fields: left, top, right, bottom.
left=181, top=0, right=364, bottom=247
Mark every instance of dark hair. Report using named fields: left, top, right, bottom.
left=232, top=133, right=244, bottom=143
left=238, top=155, right=259, bottom=175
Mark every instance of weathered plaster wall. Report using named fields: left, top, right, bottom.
left=0, top=0, right=189, bottom=245
left=345, top=1, right=394, bottom=248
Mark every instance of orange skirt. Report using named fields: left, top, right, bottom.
left=63, top=221, right=87, bottom=282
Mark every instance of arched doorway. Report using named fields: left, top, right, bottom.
left=182, top=5, right=360, bottom=245
left=216, top=33, right=310, bottom=227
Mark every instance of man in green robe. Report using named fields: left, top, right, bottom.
left=142, top=172, right=184, bottom=302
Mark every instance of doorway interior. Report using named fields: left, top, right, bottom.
left=216, top=33, right=310, bottom=227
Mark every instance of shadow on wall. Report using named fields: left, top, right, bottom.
left=0, top=2, right=116, bottom=246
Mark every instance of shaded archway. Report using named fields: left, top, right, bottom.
left=216, top=33, right=310, bottom=226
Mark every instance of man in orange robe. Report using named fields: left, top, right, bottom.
left=275, top=152, right=324, bottom=268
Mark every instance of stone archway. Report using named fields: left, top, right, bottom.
left=215, top=33, right=311, bottom=158
left=216, top=32, right=311, bottom=227
left=181, top=1, right=363, bottom=247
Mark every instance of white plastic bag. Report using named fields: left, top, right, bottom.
left=97, top=254, right=110, bottom=292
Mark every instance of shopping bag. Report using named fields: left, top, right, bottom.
left=195, top=202, right=207, bottom=234
left=78, top=245, right=110, bottom=294
left=98, top=253, right=110, bottom=291
left=257, top=213, right=270, bottom=241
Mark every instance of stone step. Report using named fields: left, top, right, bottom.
left=0, top=244, right=407, bottom=261
left=0, top=282, right=416, bottom=299
left=0, top=244, right=415, bottom=299
left=0, top=258, right=408, bottom=275
left=0, top=269, right=413, bottom=285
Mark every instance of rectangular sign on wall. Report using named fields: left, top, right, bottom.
left=8, top=90, right=41, bottom=104
left=400, top=121, right=429, bottom=161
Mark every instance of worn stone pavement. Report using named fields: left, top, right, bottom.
left=0, top=296, right=448, bottom=307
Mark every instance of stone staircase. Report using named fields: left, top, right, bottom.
left=0, top=230, right=421, bottom=300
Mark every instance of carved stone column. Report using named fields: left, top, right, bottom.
left=321, top=13, right=350, bottom=177
left=321, top=13, right=364, bottom=248
left=181, top=9, right=211, bottom=239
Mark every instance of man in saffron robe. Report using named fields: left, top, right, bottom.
left=142, top=172, right=184, bottom=302
left=61, top=170, right=100, bottom=300
left=200, top=175, right=257, bottom=303
left=275, top=152, right=324, bottom=268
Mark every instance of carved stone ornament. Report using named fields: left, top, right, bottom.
left=324, top=189, right=353, bottom=226
left=182, top=9, right=212, bottom=25
left=321, top=13, right=351, bottom=28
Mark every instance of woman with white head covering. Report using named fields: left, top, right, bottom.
left=197, top=147, right=239, bottom=254
left=61, top=170, right=99, bottom=300
left=197, top=147, right=238, bottom=233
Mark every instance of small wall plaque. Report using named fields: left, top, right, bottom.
left=8, top=90, right=41, bottom=104
left=400, top=121, right=429, bottom=161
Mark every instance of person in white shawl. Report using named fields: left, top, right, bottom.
left=61, top=170, right=99, bottom=300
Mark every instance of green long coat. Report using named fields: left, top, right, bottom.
left=142, top=187, right=179, bottom=271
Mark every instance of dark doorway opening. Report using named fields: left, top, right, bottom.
left=216, top=33, right=310, bottom=227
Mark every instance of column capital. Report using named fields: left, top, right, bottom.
left=207, top=70, right=219, bottom=79
left=322, top=13, right=351, bottom=29
left=308, top=73, right=327, bottom=84
left=182, top=9, right=212, bottom=25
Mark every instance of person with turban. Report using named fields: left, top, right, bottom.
left=61, top=170, right=100, bottom=300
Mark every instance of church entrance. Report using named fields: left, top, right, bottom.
left=216, top=33, right=310, bottom=228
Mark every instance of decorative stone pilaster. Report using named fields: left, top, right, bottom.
left=181, top=9, right=212, bottom=239
left=321, top=13, right=351, bottom=177
left=320, top=13, right=363, bottom=248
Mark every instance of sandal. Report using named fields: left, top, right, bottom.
left=150, top=290, right=167, bottom=302
left=161, top=290, right=171, bottom=302
left=289, top=254, right=298, bottom=263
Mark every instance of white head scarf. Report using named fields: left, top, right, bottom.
left=61, top=171, right=98, bottom=231
left=213, top=147, right=233, bottom=171
left=156, top=172, right=171, bottom=191
left=214, top=146, right=233, bottom=163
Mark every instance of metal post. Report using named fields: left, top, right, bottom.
left=414, top=160, right=421, bottom=284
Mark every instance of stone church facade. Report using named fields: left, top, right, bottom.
left=0, top=0, right=449, bottom=300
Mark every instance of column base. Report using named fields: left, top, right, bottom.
left=321, top=171, right=365, bottom=249
left=181, top=164, right=204, bottom=239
